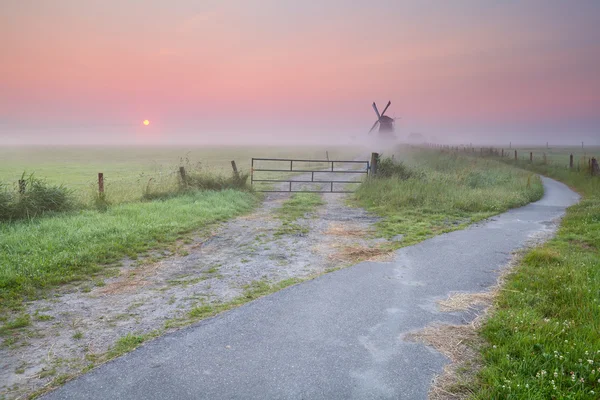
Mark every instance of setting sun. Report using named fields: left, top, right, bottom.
left=143, top=119, right=150, bottom=126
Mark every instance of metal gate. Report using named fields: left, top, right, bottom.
left=250, top=158, right=370, bottom=193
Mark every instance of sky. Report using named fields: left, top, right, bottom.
left=1, top=0, right=599, bottom=145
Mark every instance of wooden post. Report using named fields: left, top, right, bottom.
left=501, top=149, right=504, bottom=157
left=179, top=166, right=187, bottom=184
left=231, top=160, right=239, bottom=178
left=509, top=141, right=511, bottom=149
left=569, top=154, right=574, bottom=168
left=18, top=179, right=26, bottom=194
left=530, top=152, right=533, bottom=163
left=98, top=173, right=104, bottom=195
left=592, top=158, right=599, bottom=176
left=370, top=152, right=379, bottom=177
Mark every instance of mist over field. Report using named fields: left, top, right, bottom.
left=1, top=124, right=599, bottom=148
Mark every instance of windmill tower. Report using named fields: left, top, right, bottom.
left=368, top=101, right=396, bottom=139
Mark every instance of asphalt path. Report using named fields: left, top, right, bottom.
left=43, top=177, right=579, bottom=400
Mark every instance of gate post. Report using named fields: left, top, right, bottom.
left=370, top=153, right=379, bottom=176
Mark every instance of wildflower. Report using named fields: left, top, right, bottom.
left=588, top=360, right=594, bottom=364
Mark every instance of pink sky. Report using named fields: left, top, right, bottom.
left=1, top=0, right=599, bottom=145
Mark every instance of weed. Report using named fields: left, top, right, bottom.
left=72, top=332, right=83, bottom=340
left=106, top=333, right=146, bottom=359
left=0, top=314, right=31, bottom=334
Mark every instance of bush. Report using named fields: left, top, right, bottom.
left=376, top=157, right=416, bottom=179
left=0, top=174, right=76, bottom=222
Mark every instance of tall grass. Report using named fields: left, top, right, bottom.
left=142, top=163, right=250, bottom=201
left=0, top=174, right=77, bottom=222
left=355, top=151, right=543, bottom=241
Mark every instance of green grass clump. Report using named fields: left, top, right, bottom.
left=469, top=149, right=600, bottom=399
left=0, top=190, right=258, bottom=309
left=376, top=157, right=417, bottom=180
left=274, top=193, right=324, bottom=237
left=0, top=174, right=76, bottom=222
left=0, top=314, right=31, bottom=334
left=106, top=333, right=146, bottom=359
left=355, top=151, right=543, bottom=241
left=275, top=193, right=324, bottom=222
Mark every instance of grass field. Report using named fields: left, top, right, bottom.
left=0, top=145, right=360, bottom=204
left=355, top=150, right=544, bottom=245
left=0, top=145, right=362, bottom=310
left=0, top=190, right=258, bottom=309
left=457, top=146, right=600, bottom=399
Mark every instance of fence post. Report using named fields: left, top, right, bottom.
left=501, top=149, right=504, bottom=157
left=18, top=179, right=26, bottom=194
left=592, top=158, right=599, bottom=176
left=370, top=152, right=379, bottom=177
left=179, top=166, right=187, bottom=185
left=569, top=154, right=574, bottom=169
left=530, top=152, right=533, bottom=163
left=514, top=150, right=517, bottom=161
left=231, top=160, right=239, bottom=178
left=98, top=173, right=104, bottom=195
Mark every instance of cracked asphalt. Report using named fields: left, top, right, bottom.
left=42, top=177, right=579, bottom=400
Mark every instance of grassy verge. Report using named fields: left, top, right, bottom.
left=0, top=190, right=258, bottom=311
left=355, top=150, right=543, bottom=244
left=470, top=154, right=600, bottom=398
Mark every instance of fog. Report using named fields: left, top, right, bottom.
left=1, top=121, right=598, bottom=148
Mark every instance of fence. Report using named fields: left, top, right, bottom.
left=419, top=143, right=599, bottom=176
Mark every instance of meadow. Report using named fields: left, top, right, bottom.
left=0, top=145, right=358, bottom=204
left=355, top=150, right=544, bottom=245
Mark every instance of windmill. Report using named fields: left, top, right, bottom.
left=368, top=101, right=396, bottom=139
